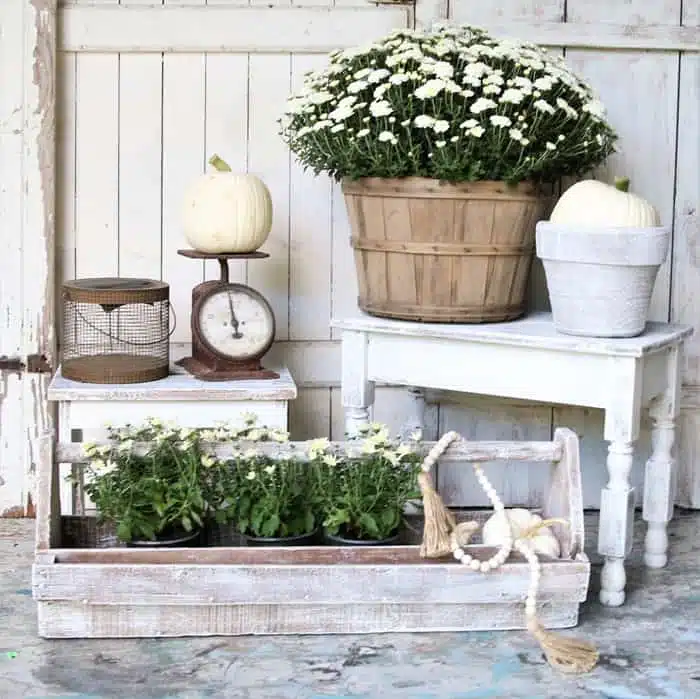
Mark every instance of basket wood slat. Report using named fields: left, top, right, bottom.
left=342, top=177, right=549, bottom=323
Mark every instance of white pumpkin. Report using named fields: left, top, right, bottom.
left=182, top=154, right=273, bottom=254
left=549, top=177, right=660, bottom=228
left=482, top=508, right=561, bottom=559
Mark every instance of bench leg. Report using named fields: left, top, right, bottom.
left=598, top=440, right=636, bottom=607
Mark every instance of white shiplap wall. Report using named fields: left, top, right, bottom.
left=45, top=0, right=700, bottom=509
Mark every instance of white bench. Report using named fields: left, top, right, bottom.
left=332, top=311, right=693, bottom=608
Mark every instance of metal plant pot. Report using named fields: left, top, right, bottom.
left=241, top=529, right=319, bottom=547
left=322, top=528, right=400, bottom=546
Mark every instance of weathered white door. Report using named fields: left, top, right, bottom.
left=0, top=0, right=56, bottom=517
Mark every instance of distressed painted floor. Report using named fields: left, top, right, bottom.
left=1, top=512, right=699, bottom=699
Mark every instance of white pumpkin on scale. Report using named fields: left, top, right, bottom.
left=535, top=176, right=670, bottom=339
left=182, top=154, right=273, bottom=254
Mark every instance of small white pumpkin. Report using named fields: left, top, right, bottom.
left=549, top=177, right=660, bottom=228
left=182, top=154, right=273, bottom=254
left=482, top=507, right=561, bottom=559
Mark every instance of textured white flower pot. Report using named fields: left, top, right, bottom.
left=536, top=222, right=670, bottom=338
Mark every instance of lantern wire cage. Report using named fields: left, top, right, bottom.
left=60, top=278, right=174, bottom=384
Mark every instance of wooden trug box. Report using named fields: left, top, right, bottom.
left=32, top=428, right=590, bottom=638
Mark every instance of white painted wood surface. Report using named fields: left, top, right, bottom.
left=32, top=428, right=590, bottom=638
left=2, top=0, right=700, bottom=515
left=333, top=311, right=691, bottom=606
left=0, top=0, right=56, bottom=518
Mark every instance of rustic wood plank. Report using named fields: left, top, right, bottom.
left=48, top=365, right=297, bottom=401
left=55, top=437, right=563, bottom=464
left=74, top=52, right=119, bottom=277
left=35, top=599, right=580, bottom=638
left=161, top=51, right=206, bottom=344
left=289, top=54, right=333, bottom=342
left=59, top=6, right=411, bottom=53
left=289, top=387, right=331, bottom=440
left=247, top=54, right=292, bottom=340
left=117, top=48, right=163, bottom=279
left=59, top=7, right=700, bottom=53
left=32, top=556, right=590, bottom=604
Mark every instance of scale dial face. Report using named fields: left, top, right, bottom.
left=195, top=284, right=276, bottom=361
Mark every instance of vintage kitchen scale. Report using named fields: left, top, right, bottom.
left=176, top=249, right=279, bottom=381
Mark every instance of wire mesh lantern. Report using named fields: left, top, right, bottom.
left=60, top=278, right=172, bottom=384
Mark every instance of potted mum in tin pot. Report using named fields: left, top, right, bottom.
left=280, top=23, right=617, bottom=324
left=311, top=425, right=422, bottom=546
left=82, top=419, right=207, bottom=547
left=232, top=449, right=319, bottom=547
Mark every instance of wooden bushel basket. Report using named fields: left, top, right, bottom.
left=342, top=177, right=548, bottom=323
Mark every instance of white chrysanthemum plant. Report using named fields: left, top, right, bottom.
left=279, top=23, right=617, bottom=184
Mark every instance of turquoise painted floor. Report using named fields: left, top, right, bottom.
left=1, top=512, right=699, bottom=699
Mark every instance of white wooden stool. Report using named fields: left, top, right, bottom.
left=332, top=312, right=693, bottom=608
left=47, top=365, right=297, bottom=515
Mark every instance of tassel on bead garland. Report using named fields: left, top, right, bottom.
left=417, top=430, right=599, bottom=674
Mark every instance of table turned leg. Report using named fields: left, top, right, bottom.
left=598, top=440, right=636, bottom=607
left=341, top=330, right=375, bottom=437
left=643, top=346, right=681, bottom=569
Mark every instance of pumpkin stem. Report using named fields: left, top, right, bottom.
left=208, top=154, right=232, bottom=172
left=614, top=176, right=630, bottom=193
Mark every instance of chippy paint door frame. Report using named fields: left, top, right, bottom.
left=0, top=0, right=57, bottom=517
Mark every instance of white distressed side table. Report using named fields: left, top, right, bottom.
left=332, top=312, right=693, bottom=608
left=47, top=365, right=297, bottom=515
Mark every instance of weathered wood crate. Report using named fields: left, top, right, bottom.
left=32, top=428, right=590, bottom=639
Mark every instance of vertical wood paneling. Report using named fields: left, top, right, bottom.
left=290, top=387, right=331, bottom=440
left=289, top=54, right=333, bottom=341
left=450, top=0, right=563, bottom=22
left=161, top=53, right=206, bottom=343
left=55, top=51, right=76, bottom=332
left=247, top=55, right=292, bottom=340
left=74, top=53, right=120, bottom=277
left=673, top=1, right=700, bottom=506
left=203, top=52, right=249, bottom=285
left=0, top=0, right=26, bottom=515
left=118, top=53, right=163, bottom=279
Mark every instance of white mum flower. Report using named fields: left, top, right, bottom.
left=310, top=91, right=334, bottom=105
left=347, top=80, right=368, bottom=94
left=389, top=73, right=410, bottom=85
left=483, top=73, right=504, bottom=86
left=414, top=78, right=446, bottom=100
left=513, top=76, right=533, bottom=93
left=533, top=99, right=555, bottom=115
left=469, top=125, right=485, bottom=138
left=509, top=128, right=523, bottom=141
left=264, top=464, right=276, bottom=475
left=312, top=119, right=332, bottom=131
left=463, top=61, right=490, bottom=78
left=337, top=95, right=358, bottom=108
left=483, top=84, right=501, bottom=95
left=545, top=141, right=556, bottom=150
left=378, top=130, right=397, bottom=144
left=356, top=128, right=370, bottom=137
left=368, top=68, right=390, bottom=84
left=330, top=123, right=345, bottom=133
left=329, top=105, right=354, bottom=121
left=534, top=76, right=555, bottom=91
left=582, top=99, right=606, bottom=119
left=246, top=470, right=256, bottom=480
left=373, top=84, right=390, bottom=99
left=369, top=100, right=393, bottom=117
left=459, top=118, right=479, bottom=129
left=556, top=97, right=578, bottom=118
left=469, top=97, right=497, bottom=114
left=500, top=88, right=524, bottom=104
left=436, top=140, right=446, bottom=148
left=490, top=115, right=512, bottom=128
left=450, top=135, right=459, bottom=142
left=414, top=114, right=436, bottom=128
left=354, top=68, right=372, bottom=80
left=432, top=119, right=449, bottom=133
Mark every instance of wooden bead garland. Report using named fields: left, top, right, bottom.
left=417, top=430, right=599, bottom=675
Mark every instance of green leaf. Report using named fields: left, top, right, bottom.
left=262, top=514, right=280, bottom=538
left=358, top=513, right=379, bottom=538
left=181, top=515, right=192, bottom=532
left=117, top=521, right=131, bottom=542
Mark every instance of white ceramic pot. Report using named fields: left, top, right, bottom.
left=535, top=222, right=670, bottom=338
